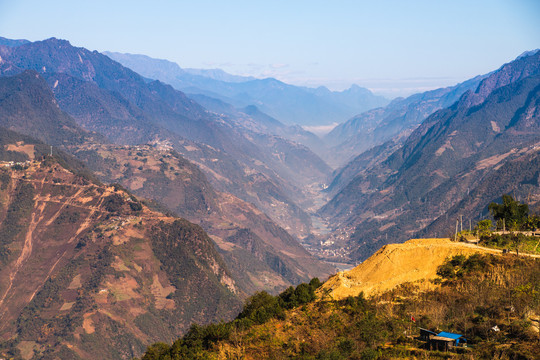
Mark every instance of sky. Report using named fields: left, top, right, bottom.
left=1, top=0, right=539, bottom=97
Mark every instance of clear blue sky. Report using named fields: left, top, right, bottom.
left=1, top=0, right=539, bottom=97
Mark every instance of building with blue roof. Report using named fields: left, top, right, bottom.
left=427, top=331, right=467, bottom=351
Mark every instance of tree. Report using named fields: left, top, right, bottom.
left=475, top=219, right=493, bottom=237
left=237, top=291, right=283, bottom=324
left=524, top=215, right=540, bottom=231
left=488, top=195, right=528, bottom=230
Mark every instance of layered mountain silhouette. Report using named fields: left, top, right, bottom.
left=1, top=34, right=539, bottom=359
left=0, top=38, right=331, bottom=238
left=104, top=51, right=389, bottom=126
left=0, top=39, right=335, bottom=358
left=324, top=75, right=487, bottom=166
left=0, top=39, right=332, bottom=283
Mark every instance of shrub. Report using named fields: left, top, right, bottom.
left=103, top=194, right=124, bottom=213
left=238, top=291, right=284, bottom=324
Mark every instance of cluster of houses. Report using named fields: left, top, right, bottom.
left=0, top=160, right=32, bottom=168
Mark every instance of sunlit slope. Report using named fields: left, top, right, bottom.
left=319, top=238, right=498, bottom=299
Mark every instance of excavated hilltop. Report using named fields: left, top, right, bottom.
left=319, top=238, right=502, bottom=299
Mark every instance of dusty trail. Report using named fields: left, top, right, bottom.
left=0, top=181, right=112, bottom=318
left=44, top=187, right=85, bottom=226
left=0, top=188, right=43, bottom=318
left=27, top=191, right=112, bottom=302
left=464, top=242, right=540, bottom=258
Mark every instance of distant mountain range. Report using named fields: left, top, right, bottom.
left=104, top=51, right=389, bottom=126
left=0, top=36, right=29, bottom=47
left=323, top=75, right=487, bottom=167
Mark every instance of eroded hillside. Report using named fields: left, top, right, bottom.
left=71, top=144, right=334, bottom=294
left=0, top=157, right=241, bottom=360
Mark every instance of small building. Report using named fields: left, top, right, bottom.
left=419, top=328, right=437, bottom=341
left=428, top=331, right=467, bottom=351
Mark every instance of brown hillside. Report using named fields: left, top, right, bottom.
left=71, top=144, right=334, bottom=294
left=0, top=158, right=241, bottom=360
left=319, top=238, right=501, bottom=299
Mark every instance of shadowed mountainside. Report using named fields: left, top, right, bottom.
left=319, top=51, right=540, bottom=262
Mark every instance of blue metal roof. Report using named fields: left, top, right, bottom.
left=437, top=331, right=465, bottom=340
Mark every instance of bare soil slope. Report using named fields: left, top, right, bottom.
left=0, top=156, right=241, bottom=359
left=319, top=238, right=500, bottom=299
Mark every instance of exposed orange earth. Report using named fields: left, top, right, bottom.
left=319, top=238, right=502, bottom=300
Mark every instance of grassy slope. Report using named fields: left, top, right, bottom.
left=139, top=253, right=540, bottom=360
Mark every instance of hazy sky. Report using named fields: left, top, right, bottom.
left=1, top=0, right=539, bottom=97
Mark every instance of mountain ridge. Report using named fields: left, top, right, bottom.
left=104, top=51, right=389, bottom=126
left=0, top=37, right=331, bottom=238
left=318, top=50, right=540, bottom=262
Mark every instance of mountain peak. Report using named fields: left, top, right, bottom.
left=40, top=37, right=72, bottom=47
left=516, top=49, right=540, bottom=60
left=344, top=84, right=372, bottom=95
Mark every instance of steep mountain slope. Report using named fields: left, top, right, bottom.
left=104, top=51, right=389, bottom=126
left=324, top=75, right=486, bottom=166
left=0, top=70, right=102, bottom=146
left=71, top=144, right=334, bottom=293
left=0, top=154, right=241, bottom=360
left=0, top=37, right=331, bottom=237
left=421, top=131, right=540, bottom=238
left=320, top=51, right=540, bottom=262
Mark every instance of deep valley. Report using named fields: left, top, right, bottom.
left=0, top=31, right=538, bottom=360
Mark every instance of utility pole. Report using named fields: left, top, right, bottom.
left=455, top=219, right=459, bottom=241
left=469, top=219, right=471, bottom=232
left=50, top=146, right=53, bottom=157
left=460, top=215, right=463, bottom=233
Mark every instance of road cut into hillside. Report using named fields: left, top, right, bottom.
left=318, top=238, right=506, bottom=300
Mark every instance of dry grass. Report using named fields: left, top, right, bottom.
left=6, top=142, right=35, bottom=160
left=16, top=340, right=39, bottom=360
left=319, top=238, right=496, bottom=299
left=150, top=274, right=175, bottom=310
left=82, top=312, right=95, bottom=334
